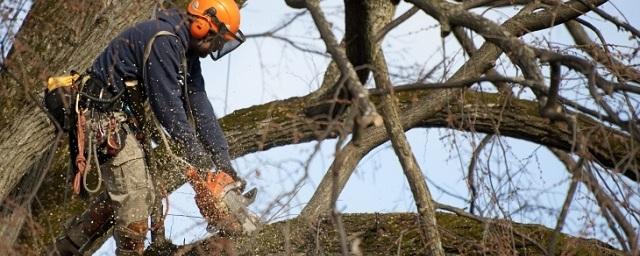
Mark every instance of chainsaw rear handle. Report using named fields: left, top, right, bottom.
left=185, top=166, right=236, bottom=198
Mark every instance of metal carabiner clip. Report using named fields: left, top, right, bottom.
left=75, top=93, right=88, bottom=114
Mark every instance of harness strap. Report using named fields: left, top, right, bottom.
left=139, top=30, right=192, bottom=167
left=142, top=31, right=194, bottom=125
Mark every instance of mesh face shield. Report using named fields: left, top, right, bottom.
left=207, top=13, right=245, bottom=61
left=209, top=29, right=245, bottom=61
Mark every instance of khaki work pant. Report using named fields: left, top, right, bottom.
left=101, top=132, right=156, bottom=233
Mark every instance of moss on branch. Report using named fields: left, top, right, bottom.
left=162, top=212, right=622, bottom=255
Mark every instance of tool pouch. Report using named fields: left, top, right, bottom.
left=44, top=73, right=80, bottom=132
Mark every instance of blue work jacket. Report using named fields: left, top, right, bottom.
left=89, top=9, right=234, bottom=173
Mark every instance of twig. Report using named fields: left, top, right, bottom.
left=468, top=135, right=493, bottom=215
left=576, top=0, right=640, bottom=39
left=374, top=7, right=419, bottom=43
left=547, top=161, right=581, bottom=256
left=245, top=11, right=307, bottom=38
left=565, top=20, right=640, bottom=84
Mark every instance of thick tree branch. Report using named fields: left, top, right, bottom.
left=434, top=201, right=548, bottom=254
left=298, top=87, right=451, bottom=221
left=451, top=26, right=510, bottom=93
left=163, top=212, right=623, bottom=255
left=304, top=0, right=382, bottom=131
left=373, top=52, right=445, bottom=255
left=355, top=1, right=445, bottom=254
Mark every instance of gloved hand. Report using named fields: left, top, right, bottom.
left=185, top=167, right=259, bottom=236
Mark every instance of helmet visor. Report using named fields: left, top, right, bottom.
left=209, top=29, right=245, bottom=61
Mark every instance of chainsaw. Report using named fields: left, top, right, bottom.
left=185, top=167, right=260, bottom=236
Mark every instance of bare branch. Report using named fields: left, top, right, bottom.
left=244, top=11, right=329, bottom=57
left=251, top=34, right=329, bottom=57
left=372, top=39, right=445, bottom=256
left=407, top=0, right=546, bottom=93
left=245, top=11, right=307, bottom=38
left=547, top=160, right=582, bottom=256
left=374, top=6, right=419, bottom=44
left=467, top=135, right=493, bottom=215
left=300, top=87, right=463, bottom=221
left=551, top=149, right=639, bottom=253
left=299, top=136, right=381, bottom=222
left=462, top=0, right=532, bottom=9
left=577, top=0, right=640, bottom=39
left=565, top=20, right=640, bottom=84
left=390, top=75, right=528, bottom=92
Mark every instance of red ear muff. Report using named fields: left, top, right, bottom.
left=190, top=17, right=210, bottom=39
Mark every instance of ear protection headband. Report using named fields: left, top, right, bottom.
left=190, top=8, right=217, bottom=39
left=190, top=17, right=210, bottom=39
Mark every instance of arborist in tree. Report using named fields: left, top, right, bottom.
left=46, top=0, right=258, bottom=255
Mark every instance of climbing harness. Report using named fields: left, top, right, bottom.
left=45, top=71, right=129, bottom=195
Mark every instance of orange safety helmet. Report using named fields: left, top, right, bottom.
left=187, top=0, right=241, bottom=40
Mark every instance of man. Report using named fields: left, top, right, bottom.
left=51, top=0, right=251, bottom=255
